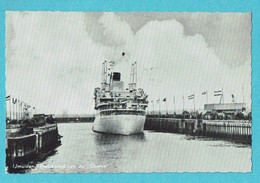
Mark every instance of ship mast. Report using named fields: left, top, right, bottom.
left=101, top=61, right=106, bottom=90
left=129, top=62, right=137, bottom=91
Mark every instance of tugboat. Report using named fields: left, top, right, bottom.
left=93, top=61, right=149, bottom=135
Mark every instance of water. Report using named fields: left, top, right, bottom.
left=28, top=123, right=251, bottom=173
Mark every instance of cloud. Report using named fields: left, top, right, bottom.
left=6, top=12, right=251, bottom=114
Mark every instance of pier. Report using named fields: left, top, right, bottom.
left=144, top=115, right=251, bottom=144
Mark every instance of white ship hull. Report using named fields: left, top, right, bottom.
left=93, top=114, right=146, bottom=135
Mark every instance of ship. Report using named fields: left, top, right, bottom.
left=93, top=61, right=148, bottom=135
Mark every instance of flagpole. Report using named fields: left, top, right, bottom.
left=222, top=88, right=224, bottom=103
left=166, top=100, right=168, bottom=115
left=206, top=90, right=208, bottom=104
left=152, top=101, right=154, bottom=115
left=5, top=99, right=7, bottom=120
left=16, top=100, right=17, bottom=119
left=194, top=93, right=195, bottom=113
left=19, top=101, right=21, bottom=119
left=174, top=96, right=176, bottom=114
left=21, top=102, right=23, bottom=119
left=20, top=102, right=22, bottom=119
left=9, top=97, right=12, bottom=120
left=242, top=86, right=244, bottom=103
left=152, top=101, right=154, bottom=114
left=159, top=100, right=161, bottom=115
left=12, top=98, right=15, bottom=120
left=183, top=96, right=184, bottom=114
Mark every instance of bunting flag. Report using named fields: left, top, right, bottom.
left=202, top=91, right=207, bottom=95
left=214, top=90, right=222, bottom=96
left=188, top=94, right=194, bottom=100
left=6, top=95, right=10, bottom=101
left=157, top=99, right=160, bottom=103
left=12, top=98, right=17, bottom=104
left=163, top=98, right=166, bottom=102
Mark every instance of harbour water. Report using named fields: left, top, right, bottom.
left=25, top=123, right=251, bottom=173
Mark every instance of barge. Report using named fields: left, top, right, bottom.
left=6, top=114, right=61, bottom=172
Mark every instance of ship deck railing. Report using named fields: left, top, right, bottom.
left=33, top=124, right=57, bottom=133
left=7, top=133, right=36, bottom=140
left=97, top=102, right=148, bottom=108
left=99, top=108, right=146, bottom=112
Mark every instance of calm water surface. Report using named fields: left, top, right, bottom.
left=29, top=123, right=251, bottom=173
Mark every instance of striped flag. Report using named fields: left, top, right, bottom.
left=188, top=94, right=194, bottom=100
left=6, top=95, right=10, bottom=101
left=202, top=91, right=207, bottom=95
left=214, top=90, right=222, bottom=96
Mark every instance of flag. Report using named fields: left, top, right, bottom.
left=202, top=91, right=207, bottom=95
left=214, top=90, right=222, bottom=96
left=157, top=99, right=160, bottom=103
left=188, top=94, right=194, bottom=100
left=231, top=94, right=235, bottom=102
left=151, top=100, right=154, bottom=103
left=6, top=95, right=10, bottom=101
left=12, top=98, right=17, bottom=104
left=163, top=98, right=166, bottom=102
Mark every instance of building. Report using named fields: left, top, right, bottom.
left=204, top=103, right=246, bottom=114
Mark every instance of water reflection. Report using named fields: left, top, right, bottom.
left=93, top=132, right=146, bottom=173
left=94, top=132, right=146, bottom=145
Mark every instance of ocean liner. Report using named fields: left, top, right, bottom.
left=93, top=61, right=148, bottom=135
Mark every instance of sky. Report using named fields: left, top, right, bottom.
left=5, top=12, right=251, bottom=115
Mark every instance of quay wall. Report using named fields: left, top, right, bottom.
left=55, top=117, right=95, bottom=123
left=144, top=116, right=251, bottom=144
left=202, top=120, right=251, bottom=143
